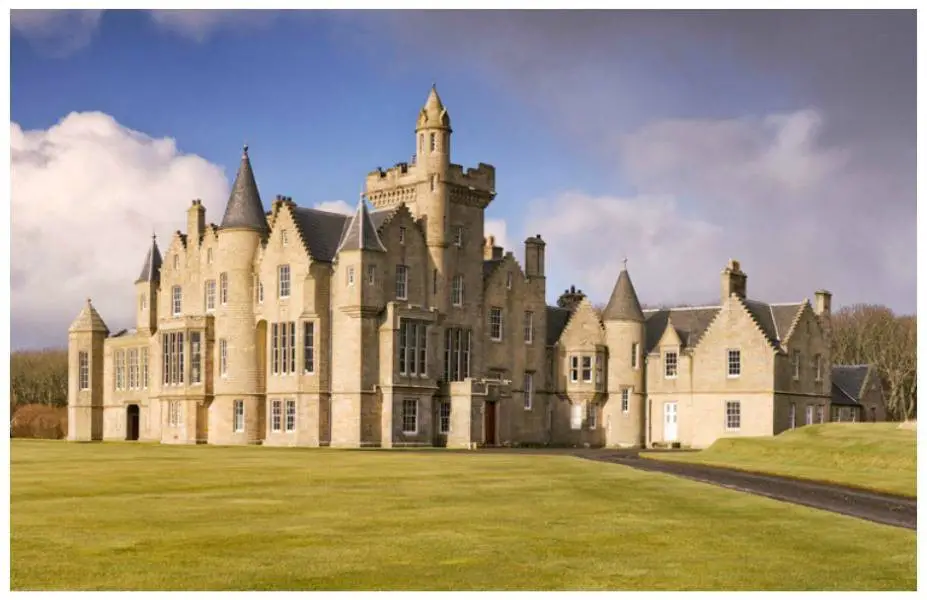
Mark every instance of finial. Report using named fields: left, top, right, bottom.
left=86, top=297, right=92, bottom=306
left=242, top=142, right=249, bottom=157
left=622, top=257, right=628, bottom=270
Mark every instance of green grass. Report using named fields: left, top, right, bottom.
left=643, top=423, right=917, bottom=497
left=10, top=440, right=915, bottom=591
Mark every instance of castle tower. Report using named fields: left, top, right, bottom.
left=135, top=234, right=161, bottom=334
left=416, top=85, right=452, bottom=311
left=330, top=196, right=388, bottom=448
left=211, top=145, right=268, bottom=445
left=67, top=299, right=109, bottom=441
left=601, top=262, right=646, bottom=447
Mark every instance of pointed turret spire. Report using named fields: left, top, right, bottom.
left=336, top=194, right=387, bottom=255
left=417, top=84, right=451, bottom=130
left=602, top=262, right=645, bottom=322
left=220, top=144, right=269, bottom=234
left=68, top=298, right=109, bottom=334
left=136, top=234, right=162, bottom=284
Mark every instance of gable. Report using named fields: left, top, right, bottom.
left=545, top=306, right=571, bottom=346
left=558, top=299, right=605, bottom=348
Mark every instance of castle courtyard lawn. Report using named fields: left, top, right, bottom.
left=10, top=440, right=915, bottom=591
left=642, top=423, right=917, bottom=498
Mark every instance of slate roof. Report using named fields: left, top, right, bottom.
left=743, top=299, right=803, bottom=347
left=483, top=258, right=503, bottom=279
left=290, top=207, right=351, bottom=262
left=68, top=299, right=109, bottom=334
left=545, top=306, right=572, bottom=346
left=336, top=199, right=387, bottom=254
left=135, top=235, right=162, bottom=284
left=602, top=268, right=644, bottom=322
left=220, top=146, right=269, bottom=234
left=831, top=365, right=871, bottom=406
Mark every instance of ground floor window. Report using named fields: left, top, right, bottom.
left=439, top=401, right=450, bottom=434
left=789, top=403, right=796, bottom=429
left=586, top=402, right=597, bottom=429
left=815, top=405, right=824, bottom=425
left=805, top=405, right=814, bottom=426
left=570, top=404, right=582, bottom=430
left=233, top=399, right=245, bottom=433
left=168, top=401, right=182, bottom=427
left=285, top=400, right=296, bottom=432
left=271, top=400, right=282, bottom=432
left=621, top=388, right=630, bottom=413
left=725, top=401, right=741, bottom=431
left=402, top=398, right=418, bottom=434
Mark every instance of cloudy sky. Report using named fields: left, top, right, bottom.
left=10, top=9, right=916, bottom=350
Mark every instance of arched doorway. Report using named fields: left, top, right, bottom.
left=126, top=404, right=140, bottom=441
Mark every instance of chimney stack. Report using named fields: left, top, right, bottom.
left=721, top=259, right=747, bottom=301
left=483, top=235, right=503, bottom=261
left=187, top=199, right=206, bottom=244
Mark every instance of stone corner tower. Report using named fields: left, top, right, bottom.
left=67, top=298, right=109, bottom=441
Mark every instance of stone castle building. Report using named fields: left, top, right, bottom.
left=67, top=86, right=846, bottom=449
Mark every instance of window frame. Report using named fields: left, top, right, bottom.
left=631, top=342, right=640, bottom=370
left=205, top=279, right=216, bottom=312
left=439, top=401, right=451, bottom=434
left=523, top=311, right=534, bottom=344
left=621, top=388, right=630, bottom=413
left=219, top=273, right=228, bottom=305
left=523, top=372, right=534, bottom=410
left=402, top=398, right=418, bottom=434
left=278, top=264, right=291, bottom=299
left=171, top=285, right=182, bottom=316
left=727, top=349, right=741, bottom=378
left=303, top=321, right=315, bottom=374
left=271, top=399, right=282, bottom=433
left=792, top=350, right=801, bottom=380
left=451, top=274, right=464, bottom=306
left=233, top=399, right=245, bottom=433
left=725, top=400, right=741, bottom=431
left=219, top=338, right=228, bottom=377
left=489, top=307, right=503, bottom=341
left=395, top=264, right=409, bottom=300
left=285, top=399, right=296, bottom=432
left=664, top=350, right=678, bottom=379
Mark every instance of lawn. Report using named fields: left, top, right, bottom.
left=10, top=440, right=916, bottom=591
left=643, top=423, right=917, bottom=498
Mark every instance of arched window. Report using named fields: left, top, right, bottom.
left=430, top=133, right=436, bottom=152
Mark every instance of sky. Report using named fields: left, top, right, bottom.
left=9, top=9, right=918, bottom=350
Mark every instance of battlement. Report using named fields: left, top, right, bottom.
left=365, top=162, right=421, bottom=193
left=446, top=162, right=495, bottom=194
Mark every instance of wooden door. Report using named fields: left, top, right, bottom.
left=484, top=401, right=496, bottom=446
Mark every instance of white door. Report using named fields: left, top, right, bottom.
left=663, top=402, right=678, bottom=442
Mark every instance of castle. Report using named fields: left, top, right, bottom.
left=67, top=86, right=841, bottom=449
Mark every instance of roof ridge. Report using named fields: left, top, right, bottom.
left=642, top=304, right=721, bottom=312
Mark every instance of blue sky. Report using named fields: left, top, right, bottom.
left=10, top=10, right=917, bottom=349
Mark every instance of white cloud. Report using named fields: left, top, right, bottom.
left=314, top=200, right=353, bottom=215
left=11, top=112, right=230, bottom=349
left=10, top=9, right=104, bottom=57
left=527, top=108, right=916, bottom=312
left=147, top=10, right=280, bottom=42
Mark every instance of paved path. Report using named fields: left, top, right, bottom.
left=484, top=448, right=917, bottom=530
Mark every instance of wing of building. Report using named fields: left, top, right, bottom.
left=66, top=87, right=855, bottom=450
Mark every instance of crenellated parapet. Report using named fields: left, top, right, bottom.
left=446, top=162, right=495, bottom=195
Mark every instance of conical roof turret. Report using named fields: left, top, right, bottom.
left=135, top=234, right=162, bottom=284
left=220, top=145, right=269, bottom=234
left=68, top=298, right=109, bottom=334
left=416, top=84, right=451, bottom=130
left=336, top=195, right=387, bottom=254
left=602, top=262, right=645, bottom=322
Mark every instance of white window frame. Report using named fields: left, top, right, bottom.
left=190, top=332, right=202, bottom=385
left=789, top=403, right=796, bottom=429
left=127, top=348, right=139, bottom=390
left=347, top=266, right=356, bottom=287
left=233, top=399, right=245, bottom=433
left=814, top=354, right=823, bottom=381
left=631, top=342, right=640, bottom=370
left=489, top=307, right=503, bottom=341
left=451, top=274, right=464, bottom=306
left=569, top=355, right=579, bottom=383
left=454, top=226, right=463, bottom=247
left=581, top=356, right=592, bottom=383
left=278, top=264, right=291, bottom=299
left=141, top=348, right=148, bottom=389
left=271, top=400, right=282, bottom=433
left=727, top=349, right=741, bottom=378
left=570, top=403, right=583, bottom=430
left=523, top=311, right=533, bottom=344
left=285, top=399, right=296, bottom=432
left=621, top=388, right=630, bottom=413
left=506, top=272, right=513, bottom=290
left=114, top=350, right=125, bottom=391
left=725, top=401, right=741, bottom=431
left=402, top=398, right=418, bottom=434
left=806, top=405, right=814, bottom=425
left=523, top=372, right=534, bottom=410
left=219, top=273, right=228, bottom=305
left=664, top=351, right=678, bottom=379
left=205, top=279, right=216, bottom=312
left=398, top=319, right=428, bottom=377
left=303, top=321, right=315, bottom=374
left=395, top=264, right=408, bottom=300
left=171, top=285, right=182, bottom=316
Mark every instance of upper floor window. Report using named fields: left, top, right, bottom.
left=581, top=356, right=592, bottom=382
left=190, top=332, right=202, bottom=385
left=395, top=265, right=409, bottom=300
left=139, top=294, right=147, bottom=311
left=791, top=350, right=801, bottom=380
left=258, top=281, right=264, bottom=304
left=141, top=348, right=148, bottom=389
left=727, top=349, right=741, bottom=378
left=631, top=342, right=640, bottom=370
left=454, top=226, right=463, bottom=247
left=219, top=338, right=228, bottom=377
left=621, top=388, right=631, bottom=413
left=399, top=227, right=406, bottom=245
left=445, top=328, right=472, bottom=382
left=205, top=280, right=216, bottom=312
left=271, top=322, right=297, bottom=375
left=366, top=265, right=376, bottom=285
left=207, top=248, right=214, bottom=264
left=523, top=372, right=534, bottom=410
left=664, top=351, right=678, bottom=379
left=78, top=351, right=89, bottom=390
left=451, top=274, right=464, bottom=306
left=430, top=133, right=436, bottom=152
left=304, top=322, right=315, bottom=374
left=171, top=285, right=182, bottom=316
left=506, top=272, right=513, bottom=290
left=489, top=307, right=503, bottom=341
left=278, top=264, right=291, bottom=299
left=219, top=273, right=228, bottom=305
left=281, top=229, right=289, bottom=246
left=523, top=311, right=534, bottom=344
left=173, top=254, right=179, bottom=270
left=595, top=354, right=603, bottom=387
left=814, top=354, right=823, bottom=381
left=430, top=174, right=437, bottom=192
left=398, top=319, right=428, bottom=377
left=162, top=332, right=185, bottom=386
left=570, top=356, right=579, bottom=383
left=725, top=401, right=741, bottom=431
left=347, top=266, right=356, bottom=287
left=114, top=350, right=125, bottom=391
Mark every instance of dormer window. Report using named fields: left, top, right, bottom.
left=664, top=351, right=678, bottom=379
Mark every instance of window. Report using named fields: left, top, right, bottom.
left=791, top=350, right=801, bottom=380
left=115, top=350, right=125, bottom=390
left=547, top=354, right=555, bottom=383
left=219, top=339, right=228, bottom=377
left=805, top=405, right=814, bottom=425
left=451, top=275, right=464, bottom=306
left=233, top=400, right=245, bottom=433
left=429, top=133, right=436, bottom=152
left=586, top=402, right=597, bottom=429
left=171, top=285, right=182, bottom=316
left=141, top=348, right=148, bottom=389
left=444, top=328, right=472, bottom=382
left=367, top=265, right=376, bottom=285
left=727, top=349, right=741, bottom=378
left=631, top=342, right=640, bottom=369
left=454, top=226, right=463, bottom=247
left=398, top=319, right=428, bottom=376
left=570, top=404, right=582, bottom=430
left=219, top=273, right=228, bottom=305
left=271, top=400, right=282, bottom=432
left=207, top=248, right=213, bottom=264
left=439, top=401, right=451, bottom=434
left=725, top=401, right=741, bottom=430
left=433, top=269, right=437, bottom=294
left=285, top=400, right=296, bottom=432
left=278, top=264, right=291, bottom=299
left=523, top=372, right=534, bottom=410
left=814, top=354, right=823, bottom=381
left=523, top=311, right=533, bottom=344
left=506, top=272, right=513, bottom=289
left=402, top=398, right=418, bottom=434
left=127, top=349, right=139, bottom=390
left=271, top=322, right=297, bottom=375
left=570, top=356, right=579, bottom=382
left=621, top=388, right=630, bottom=413
left=303, top=322, right=315, bottom=374
left=161, top=332, right=185, bottom=385
left=190, top=332, right=202, bottom=385
left=430, top=174, right=436, bottom=192
left=205, top=280, right=216, bottom=311
left=139, top=294, right=146, bottom=310
left=258, top=281, right=264, bottom=304
left=664, top=351, right=678, bottom=378
left=395, top=265, right=408, bottom=300
left=489, top=307, right=503, bottom=341
left=169, top=401, right=183, bottom=427
left=789, top=403, right=796, bottom=429
left=173, top=254, right=179, bottom=270
left=399, top=227, right=406, bottom=245
left=581, top=356, right=592, bottom=382
left=347, top=266, right=355, bottom=286
left=595, top=355, right=603, bottom=387
left=281, top=229, right=289, bottom=246
left=815, top=405, right=824, bottom=424
left=418, top=134, right=423, bottom=155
